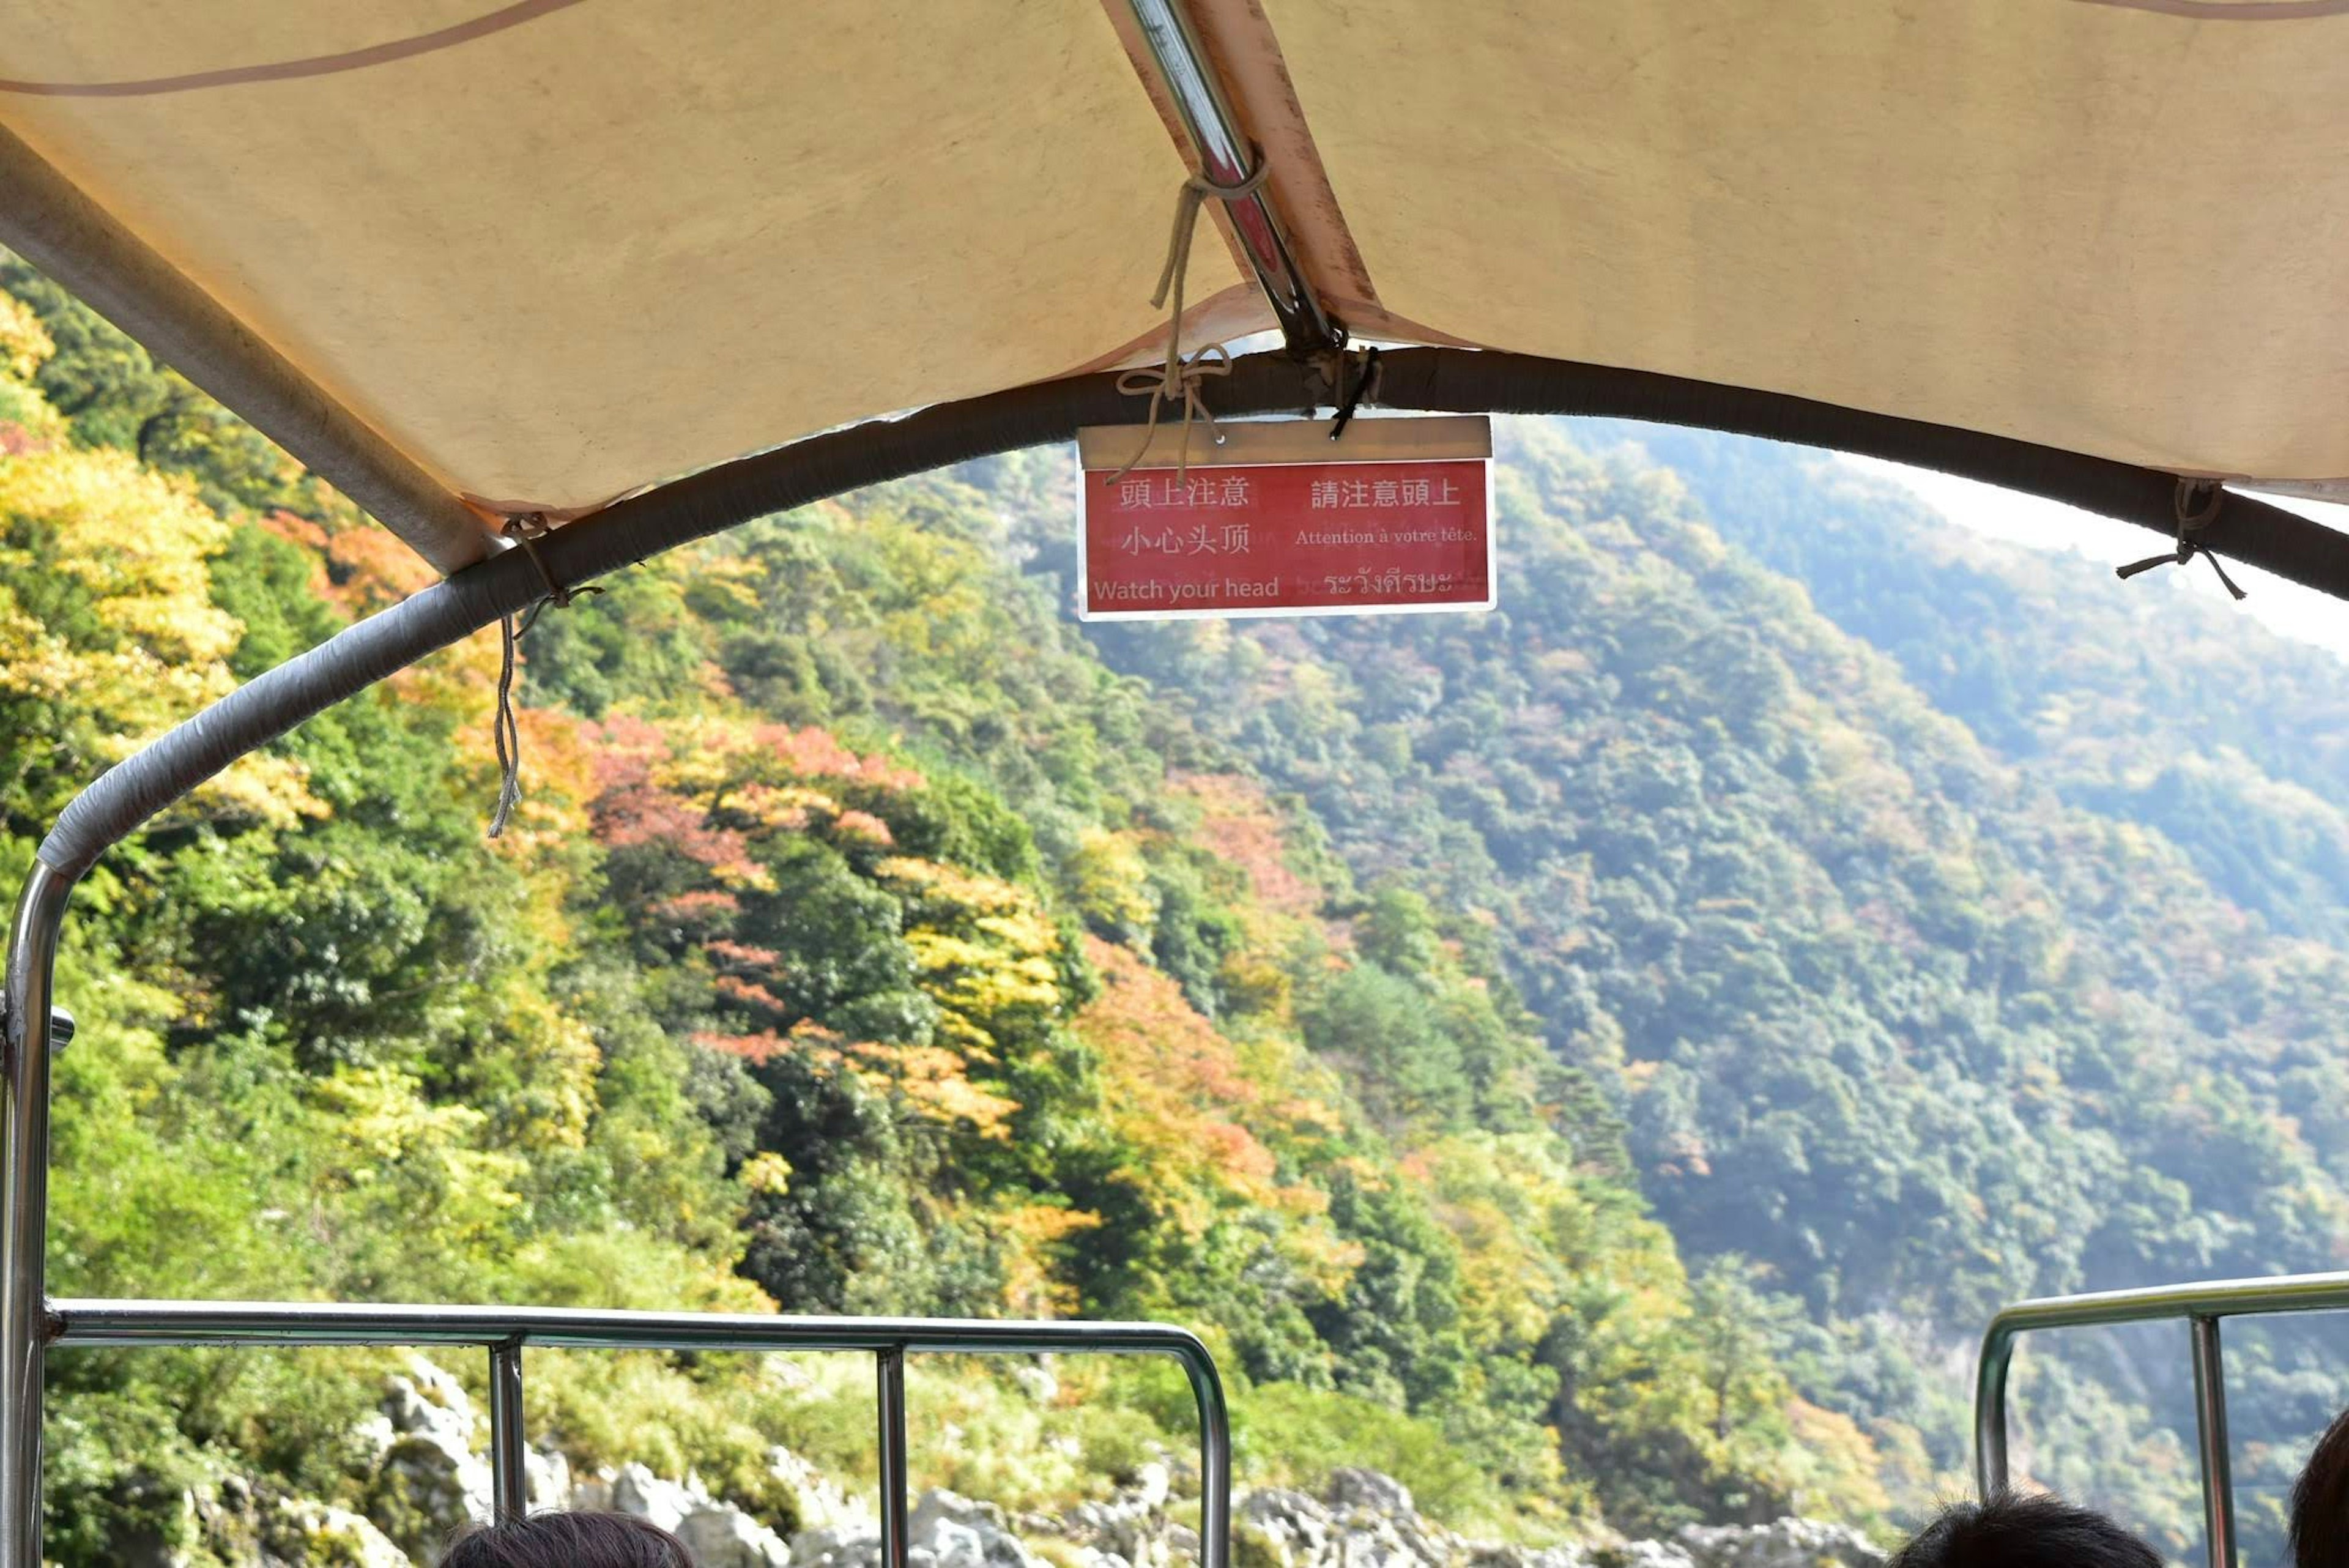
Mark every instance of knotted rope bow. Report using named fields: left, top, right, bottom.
left=2116, top=478, right=2246, bottom=601
left=1109, top=347, right=1233, bottom=488
left=489, top=513, right=604, bottom=839
left=1105, top=155, right=1272, bottom=487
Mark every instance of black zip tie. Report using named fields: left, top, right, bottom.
left=488, top=513, right=604, bottom=839
left=1327, top=346, right=1382, bottom=441
left=2116, top=478, right=2246, bottom=601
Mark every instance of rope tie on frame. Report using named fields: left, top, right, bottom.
left=1105, top=154, right=1272, bottom=488
left=2117, top=478, right=2246, bottom=601
left=489, top=513, right=604, bottom=839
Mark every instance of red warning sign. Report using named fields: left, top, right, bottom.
left=1076, top=416, right=1494, bottom=621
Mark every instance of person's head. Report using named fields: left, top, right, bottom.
left=2291, top=1405, right=2349, bottom=1568
left=441, top=1512, right=694, bottom=1568
left=1888, top=1492, right=2160, bottom=1568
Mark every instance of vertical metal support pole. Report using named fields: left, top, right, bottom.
left=2190, top=1317, right=2237, bottom=1568
left=0, top=864, right=70, bottom=1568
left=1973, top=1323, right=2014, bottom=1498
left=488, top=1340, right=528, bottom=1523
left=1122, top=0, right=1342, bottom=354
left=1179, top=1346, right=1231, bottom=1568
left=876, top=1347, right=908, bottom=1568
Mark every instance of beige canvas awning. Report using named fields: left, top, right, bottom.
left=1273, top=0, right=2349, bottom=491
left=4, top=0, right=2348, bottom=573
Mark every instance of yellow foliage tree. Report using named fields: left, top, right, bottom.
left=0, top=440, right=322, bottom=827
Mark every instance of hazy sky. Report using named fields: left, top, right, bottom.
left=1843, top=456, right=2349, bottom=664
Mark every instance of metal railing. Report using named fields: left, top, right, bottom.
left=1975, top=1269, right=2349, bottom=1568
left=45, top=1298, right=1232, bottom=1566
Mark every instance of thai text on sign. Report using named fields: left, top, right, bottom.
left=1074, top=416, right=1494, bottom=620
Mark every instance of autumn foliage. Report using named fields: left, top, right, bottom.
left=0, top=264, right=1907, bottom=1556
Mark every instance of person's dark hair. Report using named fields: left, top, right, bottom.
left=2291, top=1405, right=2349, bottom=1568
left=441, top=1512, right=695, bottom=1568
left=1888, top=1492, right=2161, bottom=1568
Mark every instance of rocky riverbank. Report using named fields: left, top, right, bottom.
left=124, top=1357, right=1887, bottom=1568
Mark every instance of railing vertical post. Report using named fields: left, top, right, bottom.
left=488, top=1340, right=528, bottom=1524
left=1, top=865, right=71, bottom=1568
left=1176, top=1342, right=1231, bottom=1568
left=1973, top=1321, right=2015, bottom=1498
left=877, top=1346, right=908, bottom=1568
left=2190, top=1316, right=2236, bottom=1568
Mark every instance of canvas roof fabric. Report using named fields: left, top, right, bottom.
left=0, top=1, right=1260, bottom=522
left=3, top=0, right=2347, bottom=571
left=1267, top=0, right=2349, bottom=490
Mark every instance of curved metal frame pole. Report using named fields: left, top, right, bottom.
left=1981, top=1310, right=2242, bottom=1566
left=1181, top=1332, right=1232, bottom=1566
left=0, top=865, right=68, bottom=1568
left=1975, top=1271, right=2349, bottom=1562
left=1973, top=1318, right=2014, bottom=1498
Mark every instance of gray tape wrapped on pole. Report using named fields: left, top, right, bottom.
left=31, top=345, right=2349, bottom=885
left=34, top=353, right=1323, bottom=884
left=1366, top=350, right=2349, bottom=601
left=39, top=567, right=513, bottom=882
left=489, top=346, right=2349, bottom=614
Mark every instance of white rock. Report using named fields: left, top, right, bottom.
left=923, top=1510, right=989, bottom=1568
left=323, top=1400, right=1889, bottom=1568
left=774, top=1444, right=874, bottom=1534
left=274, top=1496, right=414, bottom=1568
left=611, top=1462, right=699, bottom=1533
left=1013, top=1361, right=1061, bottom=1404
left=1675, top=1519, right=1881, bottom=1568
left=680, top=1504, right=795, bottom=1568
left=792, top=1525, right=885, bottom=1568
left=525, top=1444, right=571, bottom=1514
left=572, top=1466, right=617, bottom=1513
left=1326, top=1470, right=1414, bottom=1520
left=1239, top=1475, right=1463, bottom=1568
left=606, top=1460, right=796, bottom=1568
left=1238, top=1487, right=1335, bottom=1568
left=365, top=1357, right=494, bottom=1561
left=1606, top=1541, right=1698, bottom=1568
left=911, top=1488, right=1039, bottom=1568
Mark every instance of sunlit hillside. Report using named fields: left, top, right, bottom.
left=6, top=254, right=2348, bottom=1566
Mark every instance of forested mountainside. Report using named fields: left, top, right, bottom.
left=0, top=261, right=1879, bottom=1565
left=7, top=245, right=2349, bottom=1567
left=1594, top=423, right=2349, bottom=947
left=1039, top=425, right=2349, bottom=1556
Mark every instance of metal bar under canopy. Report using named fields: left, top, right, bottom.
left=1123, top=0, right=1340, bottom=354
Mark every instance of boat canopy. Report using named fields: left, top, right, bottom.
left=4, top=10, right=2349, bottom=1563
left=6, top=0, right=2348, bottom=579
